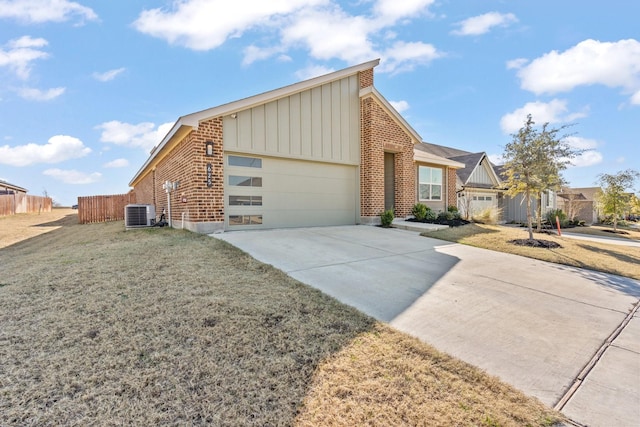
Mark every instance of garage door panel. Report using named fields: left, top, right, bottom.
left=225, top=154, right=357, bottom=229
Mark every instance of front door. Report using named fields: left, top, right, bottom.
left=384, top=152, right=395, bottom=211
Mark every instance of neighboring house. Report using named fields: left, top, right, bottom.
left=0, top=180, right=27, bottom=195
left=415, top=142, right=559, bottom=223
left=129, top=59, right=463, bottom=233
left=557, top=187, right=601, bottom=224
left=0, top=180, right=51, bottom=216
left=416, top=143, right=503, bottom=219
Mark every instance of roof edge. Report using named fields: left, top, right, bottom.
left=182, top=58, right=381, bottom=127
left=360, top=86, right=422, bottom=142
left=129, top=59, right=381, bottom=187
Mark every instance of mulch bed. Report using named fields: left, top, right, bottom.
left=408, top=218, right=471, bottom=227
left=509, top=239, right=562, bottom=249
left=602, top=229, right=630, bottom=235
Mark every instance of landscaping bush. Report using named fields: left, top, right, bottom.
left=412, top=203, right=428, bottom=221
left=424, top=207, right=437, bottom=221
left=437, top=211, right=455, bottom=221
left=447, top=205, right=459, bottom=213
left=380, top=208, right=394, bottom=228
left=545, top=209, right=568, bottom=227
left=472, top=207, right=502, bottom=225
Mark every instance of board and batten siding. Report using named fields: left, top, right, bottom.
left=223, top=75, right=360, bottom=165
left=468, top=160, right=497, bottom=186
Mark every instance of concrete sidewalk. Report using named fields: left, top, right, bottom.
left=214, top=225, right=640, bottom=427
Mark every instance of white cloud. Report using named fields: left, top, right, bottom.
left=500, top=99, right=587, bottom=134
left=43, top=169, right=101, bottom=184
left=373, top=0, right=435, bottom=24
left=103, top=158, right=129, bottom=168
left=134, top=0, right=441, bottom=74
left=0, top=135, right=91, bottom=167
left=17, top=86, right=65, bottom=101
left=389, top=100, right=409, bottom=113
left=294, top=64, right=335, bottom=80
left=133, top=0, right=323, bottom=51
left=515, top=39, right=640, bottom=103
left=92, top=67, right=126, bottom=82
left=488, top=153, right=505, bottom=165
left=631, top=89, right=640, bottom=105
left=506, top=58, right=528, bottom=70
left=96, top=120, right=174, bottom=151
left=378, top=41, right=442, bottom=73
left=451, top=12, right=518, bottom=36
left=563, top=135, right=603, bottom=168
left=0, top=0, right=97, bottom=24
left=0, top=36, right=49, bottom=79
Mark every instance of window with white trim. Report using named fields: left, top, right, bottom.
left=418, top=166, right=442, bottom=201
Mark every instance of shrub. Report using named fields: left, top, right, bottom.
left=424, top=207, right=437, bottom=221
left=447, top=205, right=459, bottom=213
left=472, top=207, right=502, bottom=225
left=412, top=203, right=428, bottom=221
left=437, top=211, right=455, bottom=221
left=545, top=209, right=568, bottom=227
left=380, top=208, right=394, bottom=228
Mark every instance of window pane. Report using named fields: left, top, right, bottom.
left=229, top=175, right=252, bottom=186
left=431, top=168, right=442, bottom=184
left=229, top=195, right=262, bottom=206
left=229, top=215, right=246, bottom=225
left=431, top=185, right=442, bottom=200
left=229, top=215, right=262, bottom=226
left=419, top=166, right=431, bottom=183
left=229, top=195, right=251, bottom=206
left=228, top=155, right=262, bottom=168
left=229, top=175, right=262, bottom=187
left=419, top=184, right=430, bottom=200
left=486, top=196, right=492, bottom=201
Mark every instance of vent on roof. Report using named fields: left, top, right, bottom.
left=125, top=204, right=156, bottom=228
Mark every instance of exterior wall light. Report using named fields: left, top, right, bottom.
left=205, top=141, right=214, bottom=157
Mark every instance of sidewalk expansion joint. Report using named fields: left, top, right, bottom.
left=554, top=299, right=640, bottom=412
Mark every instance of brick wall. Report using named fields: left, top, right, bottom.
left=132, top=117, right=225, bottom=231
left=359, top=69, right=373, bottom=89
left=447, top=167, right=457, bottom=208
left=360, top=93, right=416, bottom=219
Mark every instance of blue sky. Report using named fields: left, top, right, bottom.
left=0, top=0, right=638, bottom=206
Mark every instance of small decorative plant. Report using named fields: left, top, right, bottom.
left=380, top=208, right=394, bottom=228
left=412, top=203, right=428, bottom=221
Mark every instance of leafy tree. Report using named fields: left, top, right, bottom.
left=501, top=115, right=579, bottom=241
left=595, top=169, right=640, bottom=231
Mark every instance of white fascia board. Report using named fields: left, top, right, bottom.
left=128, top=119, right=191, bottom=186
left=359, top=86, right=423, bottom=143
left=414, top=149, right=465, bottom=168
left=182, top=59, right=381, bottom=127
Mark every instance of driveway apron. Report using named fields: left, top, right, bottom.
left=214, top=225, right=640, bottom=427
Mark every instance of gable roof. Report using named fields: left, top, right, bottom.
left=0, top=180, right=27, bottom=193
left=131, top=59, right=381, bottom=186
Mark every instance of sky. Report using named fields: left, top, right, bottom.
left=0, top=0, right=638, bottom=206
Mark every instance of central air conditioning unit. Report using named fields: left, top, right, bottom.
left=125, top=204, right=156, bottom=228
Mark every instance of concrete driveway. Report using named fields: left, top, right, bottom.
left=214, top=225, right=640, bottom=427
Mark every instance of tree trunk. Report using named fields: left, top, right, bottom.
left=526, top=189, right=534, bottom=241
left=536, top=192, right=542, bottom=231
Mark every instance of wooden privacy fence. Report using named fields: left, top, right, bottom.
left=0, top=194, right=52, bottom=216
left=78, top=193, right=136, bottom=224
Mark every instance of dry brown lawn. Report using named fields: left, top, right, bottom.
left=425, top=224, right=640, bottom=280
left=1, top=213, right=562, bottom=426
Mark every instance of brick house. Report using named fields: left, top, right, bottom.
left=129, top=59, right=463, bottom=233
